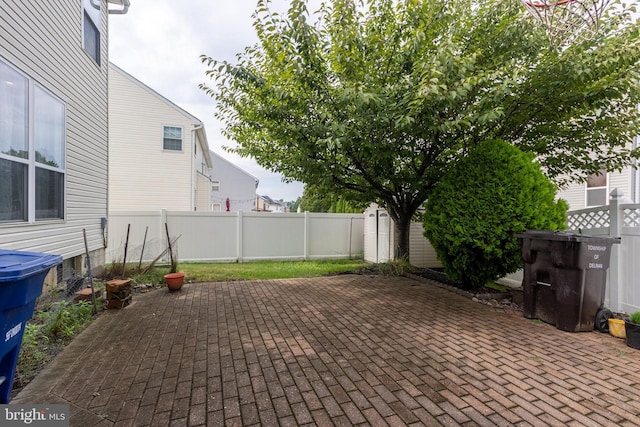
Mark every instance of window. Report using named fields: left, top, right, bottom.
left=163, top=126, right=183, bottom=151
left=212, top=203, right=221, bottom=212
left=586, top=169, right=607, bottom=207
left=83, top=0, right=101, bottom=65
left=211, top=180, right=220, bottom=192
left=0, top=59, right=65, bottom=222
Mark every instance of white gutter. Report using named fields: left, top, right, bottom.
left=107, top=0, right=130, bottom=14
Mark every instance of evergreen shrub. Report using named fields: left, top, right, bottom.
left=422, top=139, right=567, bottom=289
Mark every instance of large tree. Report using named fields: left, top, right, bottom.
left=202, top=0, right=640, bottom=259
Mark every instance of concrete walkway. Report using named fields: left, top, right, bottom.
left=12, top=274, right=640, bottom=426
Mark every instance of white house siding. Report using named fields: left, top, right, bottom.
left=408, top=221, right=443, bottom=268
left=193, top=128, right=212, bottom=211
left=0, top=1, right=111, bottom=275
left=209, top=151, right=258, bottom=212
left=195, top=172, right=211, bottom=211
left=109, top=64, right=211, bottom=211
left=556, top=168, right=634, bottom=210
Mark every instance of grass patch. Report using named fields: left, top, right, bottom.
left=125, top=259, right=369, bottom=284
left=485, top=281, right=508, bottom=292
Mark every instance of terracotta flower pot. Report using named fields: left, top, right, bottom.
left=165, top=272, right=185, bottom=291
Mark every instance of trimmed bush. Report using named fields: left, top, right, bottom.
left=423, top=139, right=567, bottom=289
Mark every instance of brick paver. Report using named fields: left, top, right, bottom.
left=12, top=274, right=640, bottom=426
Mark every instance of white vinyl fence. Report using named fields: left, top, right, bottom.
left=106, top=210, right=364, bottom=265
left=566, top=188, right=640, bottom=313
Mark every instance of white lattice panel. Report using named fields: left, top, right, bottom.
left=567, top=209, right=610, bottom=230
left=624, top=208, right=640, bottom=227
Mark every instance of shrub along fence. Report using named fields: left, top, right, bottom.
left=106, top=210, right=365, bottom=266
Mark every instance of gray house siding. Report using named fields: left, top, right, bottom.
left=0, top=1, right=112, bottom=276
left=209, top=152, right=258, bottom=212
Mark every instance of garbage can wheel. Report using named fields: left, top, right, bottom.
left=595, top=308, right=612, bottom=333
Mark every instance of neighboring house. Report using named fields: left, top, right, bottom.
left=256, top=195, right=286, bottom=213
left=209, top=151, right=259, bottom=212
left=556, top=165, right=639, bottom=210
left=108, top=63, right=212, bottom=212
left=0, top=0, right=129, bottom=281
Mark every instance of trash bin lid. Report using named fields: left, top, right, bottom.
left=0, top=250, right=62, bottom=282
left=515, top=230, right=620, bottom=244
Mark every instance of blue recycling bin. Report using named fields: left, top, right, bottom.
left=0, top=249, right=62, bottom=403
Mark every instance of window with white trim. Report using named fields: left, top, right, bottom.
left=586, top=169, right=607, bottom=207
left=163, top=126, right=183, bottom=151
left=83, top=0, right=101, bottom=65
left=211, top=180, right=220, bottom=192
left=0, top=59, right=66, bottom=222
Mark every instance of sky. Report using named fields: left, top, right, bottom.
left=109, top=1, right=322, bottom=202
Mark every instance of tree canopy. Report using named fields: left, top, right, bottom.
left=299, top=185, right=368, bottom=213
left=201, top=0, right=640, bottom=259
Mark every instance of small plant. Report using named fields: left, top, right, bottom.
left=628, top=311, right=640, bottom=325
left=17, top=300, right=95, bottom=382
left=614, top=348, right=628, bottom=357
left=17, top=324, right=50, bottom=377
left=377, top=260, right=416, bottom=277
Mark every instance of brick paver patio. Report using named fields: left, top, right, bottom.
left=12, top=274, right=640, bottom=426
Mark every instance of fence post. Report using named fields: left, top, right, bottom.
left=304, top=211, right=310, bottom=260
left=608, top=188, right=623, bottom=312
left=161, top=209, right=168, bottom=263
left=237, top=210, right=244, bottom=263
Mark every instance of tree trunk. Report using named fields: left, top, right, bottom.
left=393, top=213, right=412, bottom=261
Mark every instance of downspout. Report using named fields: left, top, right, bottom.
left=192, top=124, right=203, bottom=211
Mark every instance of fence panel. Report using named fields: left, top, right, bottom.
left=167, top=212, right=239, bottom=262
left=308, top=214, right=365, bottom=259
left=241, top=213, right=306, bottom=261
left=620, top=228, right=640, bottom=313
left=106, top=211, right=364, bottom=264
left=107, top=211, right=163, bottom=265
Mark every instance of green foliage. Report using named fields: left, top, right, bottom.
left=300, top=184, right=368, bottom=213
left=202, top=0, right=640, bottom=259
left=423, top=139, right=567, bottom=289
left=629, top=311, right=640, bottom=325
left=289, top=196, right=302, bottom=213
left=18, top=324, right=50, bottom=376
left=299, top=185, right=333, bottom=212
left=377, top=260, right=416, bottom=277
left=36, top=301, right=94, bottom=341
left=18, top=301, right=95, bottom=377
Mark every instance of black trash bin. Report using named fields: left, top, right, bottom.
left=0, top=249, right=62, bottom=403
left=516, top=231, right=620, bottom=332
